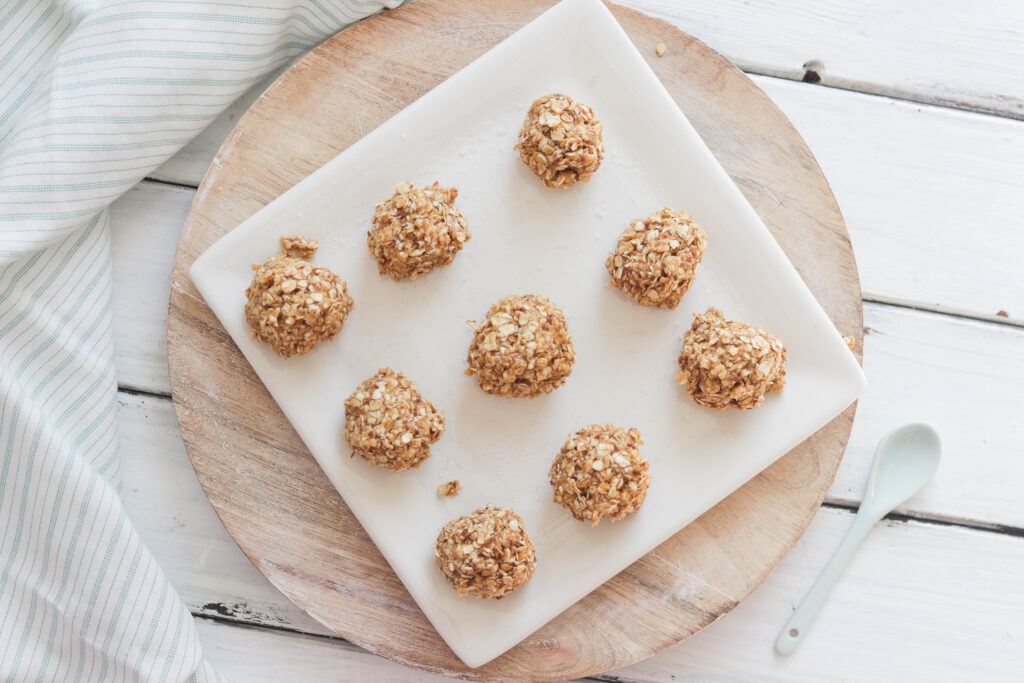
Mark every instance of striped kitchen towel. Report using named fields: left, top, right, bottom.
left=0, top=1, right=404, bottom=680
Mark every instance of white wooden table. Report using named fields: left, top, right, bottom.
left=110, top=2, right=1024, bottom=680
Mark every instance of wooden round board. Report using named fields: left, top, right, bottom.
left=168, top=1, right=863, bottom=679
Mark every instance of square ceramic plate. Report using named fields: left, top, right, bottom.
left=190, top=0, right=866, bottom=668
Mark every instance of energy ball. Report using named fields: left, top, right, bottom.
left=677, top=308, right=787, bottom=410
left=244, top=235, right=353, bottom=358
left=606, top=208, right=707, bottom=309
left=343, top=368, right=445, bottom=471
left=434, top=505, right=536, bottom=599
left=515, top=93, right=604, bottom=188
left=549, top=424, right=651, bottom=525
left=466, top=294, right=575, bottom=398
left=368, top=181, right=471, bottom=281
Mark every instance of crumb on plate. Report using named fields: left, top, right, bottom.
left=437, top=480, right=461, bottom=497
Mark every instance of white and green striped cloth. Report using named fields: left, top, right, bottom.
left=0, top=1, right=402, bottom=680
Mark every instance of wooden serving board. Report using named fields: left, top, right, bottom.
left=167, top=1, right=863, bottom=679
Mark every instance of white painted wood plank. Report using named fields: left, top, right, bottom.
left=109, top=182, right=194, bottom=394
left=753, top=76, right=1024, bottom=324
left=195, top=619, right=456, bottom=682
left=143, top=73, right=1024, bottom=324
left=621, top=0, right=1024, bottom=119
left=839, top=304, right=1024, bottom=529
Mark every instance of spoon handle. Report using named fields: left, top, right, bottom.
left=774, top=511, right=879, bottom=655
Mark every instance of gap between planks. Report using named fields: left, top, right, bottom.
left=821, top=501, right=1024, bottom=540
left=726, top=64, right=1023, bottom=122
left=862, top=296, right=1023, bottom=331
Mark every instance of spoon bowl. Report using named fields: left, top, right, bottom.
left=862, top=423, right=942, bottom=519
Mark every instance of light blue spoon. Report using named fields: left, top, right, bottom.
left=774, top=423, right=941, bottom=655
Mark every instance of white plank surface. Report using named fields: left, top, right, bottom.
left=756, top=77, right=1024, bottom=325
left=838, top=305, right=1024, bottom=530
left=109, top=183, right=193, bottom=393
left=195, top=618, right=457, bottom=682
left=145, top=74, right=1024, bottom=324
left=621, top=0, right=1024, bottom=119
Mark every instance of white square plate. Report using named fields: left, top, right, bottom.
left=190, top=0, right=866, bottom=668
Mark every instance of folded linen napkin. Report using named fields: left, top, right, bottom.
left=0, top=1, right=402, bottom=680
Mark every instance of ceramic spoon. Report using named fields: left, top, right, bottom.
left=774, top=423, right=941, bottom=655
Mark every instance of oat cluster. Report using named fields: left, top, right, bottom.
left=368, top=181, right=471, bottom=281
left=280, top=234, right=317, bottom=259
left=244, top=236, right=354, bottom=358
left=437, top=480, right=461, bottom=497
left=434, top=505, right=536, bottom=599
left=516, top=93, right=604, bottom=188
left=343, top=368, right=445, bottom=471
left=677, top=308, right=787, bottom=410
left=606, top=208, right=707, bottom=309
left=466, top=294, right=575, bottom=398
left=549, top=424, right=651, bottom=525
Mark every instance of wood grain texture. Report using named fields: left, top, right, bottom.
left=166, top=1, right=861, bottom=679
